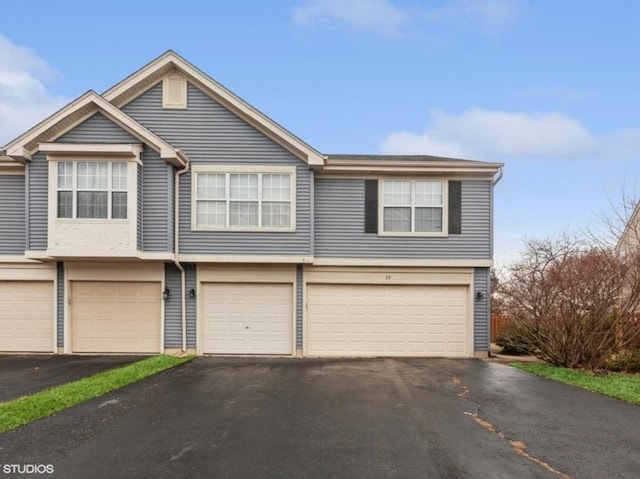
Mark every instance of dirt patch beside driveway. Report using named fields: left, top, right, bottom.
left=0, top=355, right=142, bottom=402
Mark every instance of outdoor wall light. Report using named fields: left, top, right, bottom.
left=163, top=288, right=170, bottom=300
left=476, top=291, right=485, bottom=301
left=189, top=288, right=196, bottom=298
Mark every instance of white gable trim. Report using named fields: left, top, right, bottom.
left=4, top=91, right=184, bottom=166
left=103, top=51, right=325, bottom=166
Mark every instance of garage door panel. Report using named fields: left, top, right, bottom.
left=307, top=284, right=469, bottom=357
left=71, top=281, right=161, bottom=353
left=202, top=283, right=293, bottom=355
left=0, top=281, right=54, bottom=352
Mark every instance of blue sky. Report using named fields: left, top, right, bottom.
left=1, top=0, right=639, bottom=265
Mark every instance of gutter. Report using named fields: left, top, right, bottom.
left=173, top=150, right=190, bottom=353
left=492, top=165, right=504, bottom=185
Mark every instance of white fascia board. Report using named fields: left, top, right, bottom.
left=178, top=254, right=315, bottom=264
left=321, top=165, right=502, bottom=176
left=0, top=255, right=43, bottom=264
left=92, top=98, right=182, bottom=166
left=40, top=143, right=144, bottom=156
left=25, top=251, right=54, bottom=261
left=103, top=52, right=324, bottom=166
left=312, top=258, right=494, bottom=268
left=137, top=252, right=176, bottom=261
left=102, top=51, right=175, bottom=101
left=5, top=90, right=183, bottom=167
left=4, top=91, right=98, bottom=159
left=4, top=146, right=31, bottom=162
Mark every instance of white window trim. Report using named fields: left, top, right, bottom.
left=56, top=161, right=129, bottom=220
left=45, top=145, right=141, bottom=252
left=191, top=165, right=297, bottom=232
left=378, top=178, right=449, bottom=237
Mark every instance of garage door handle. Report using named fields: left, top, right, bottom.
left=245, top=326, right=249, bottom=329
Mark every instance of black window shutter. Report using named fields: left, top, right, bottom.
left=448, top=181, right=462, bottom=234
left=364, top=180, right=378, bottom=233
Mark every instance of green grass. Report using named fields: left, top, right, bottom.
left=513, top=363, right=640, bottom=406
left=0, top=355, right=194, bottom=433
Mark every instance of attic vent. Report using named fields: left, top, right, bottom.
left=162, top=72, right=187, bottom=109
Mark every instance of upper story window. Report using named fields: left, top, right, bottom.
left=381, top=179, right=445, bottom=235
left=192, top=166, right=296, bottom=231
left=57, top=161, right=128, bottom=219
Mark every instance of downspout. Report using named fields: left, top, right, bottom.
left=488, top=164, right=503, bottom=357
left=174, top=150, right=190, bottom=353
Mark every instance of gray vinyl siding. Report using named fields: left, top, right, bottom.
left=57, top=112, right=138, bottom=143
left=296, top=264, right=303, bottom=350
left=168, top=167, right=175, bottom=252
left=55, top=113, right=172, bottom=252
left=164, top=263, right=196, bottom=349
left=0, top=174, right=25, bottom=254
left=137, top=165, right=143, bottom=250
left=142, top=148, right=172, bottom=251
left=314, top=179, right=491, bottom=259
left=473, top=267, right=490, bottom=351
left=57, top=262, right=64, bottom=348
left=185, top=263, right=196, bottom=348
left=164, top=263, right=182, bottom=348
left=26, top=154, right=48, bottom=250
left=123, top=83, right=312, bottom=256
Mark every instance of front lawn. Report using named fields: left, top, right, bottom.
left=513, top=363, right=640, bottom=406
left=0, top=354, right=194, bottom=433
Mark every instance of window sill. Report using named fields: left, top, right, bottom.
left=55, top=218, right=129, bottom=223
left=378, top=231, right=448, bottom=238
left=191, top=226, right=296, bottom=233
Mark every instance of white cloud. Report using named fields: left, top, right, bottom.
left=381, top=107, right=598, bottom=160
left=292, top=0, right=408, bottom=36
left=0, top=35, right=69, bottom=146
left=292, top=0, right=523, bottom=36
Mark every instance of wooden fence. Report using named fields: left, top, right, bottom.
left=490, top=314, right=512, bottom=343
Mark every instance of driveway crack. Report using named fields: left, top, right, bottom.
left=452, top=375, right=572, bottom=479
left=170, top=443, right=195, bottom=462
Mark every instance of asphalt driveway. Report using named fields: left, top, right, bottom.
left=0, top=355, right=142, bottom=402
left=0, top=358, right=639, bottom=478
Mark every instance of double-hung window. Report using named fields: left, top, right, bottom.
left=194, top=168, right=295, bottom=230
left=57, top=162, right=128, bottom=219
left=382, top=179, right=445, bottom=234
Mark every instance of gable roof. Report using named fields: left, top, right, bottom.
left=102, top=50, right=325, bottom=166
left=3, top=91, right=185, bottom=166
left=616, top=201, right=640, bottom=253
left=3, top=51, right=504, bottom=178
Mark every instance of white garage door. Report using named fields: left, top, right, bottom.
left=202, top=283, right=293, bottom=355
left=0, top=281, right=54, bottom=352
left=71, top=281, right=161, bottom=353
left=307, top=284, right=469, bottom=357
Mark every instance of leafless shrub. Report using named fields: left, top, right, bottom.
left=497, top=236, right=640, bottom=370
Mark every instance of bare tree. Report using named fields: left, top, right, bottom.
left=591, top=181, right=640, bottom=252
left=497, top=235, right=640, bottom=370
